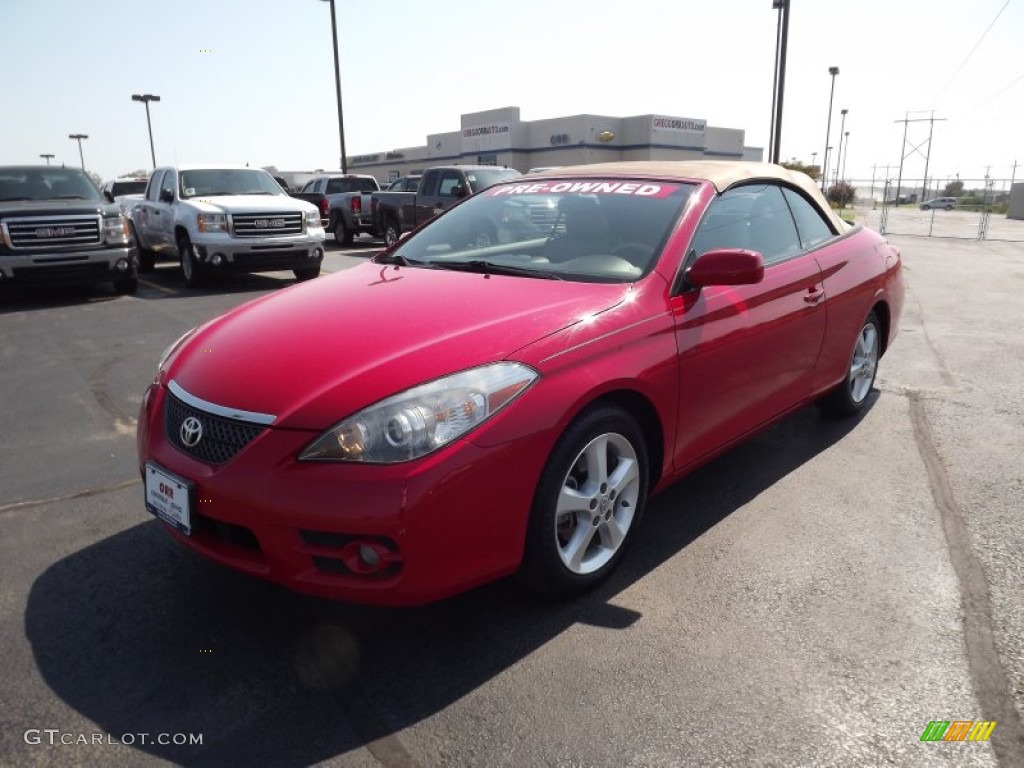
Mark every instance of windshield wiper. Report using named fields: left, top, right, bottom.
left=52, top=195, right=90, bottom=199
left=0, top=196, right=31, bottom=201
left=432, top=260, right=562, bottom=280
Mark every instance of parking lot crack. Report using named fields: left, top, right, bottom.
left=908, top=390, right=1024, bottom=762
left=0, top=478, right=141, bottom=515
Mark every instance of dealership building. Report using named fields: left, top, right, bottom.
left=279, top=106, right=763, bottom=186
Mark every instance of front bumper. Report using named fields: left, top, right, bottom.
left=0, top=245, right=136, bottom=285
left=190, top=232, right=326, bottom=273
left=137, top=383, right=547, bottom=605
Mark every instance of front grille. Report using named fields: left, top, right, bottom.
left=3, top=215, right=102, bottom=250
left=164, top=390, right=265, bottom=465
left=231, top=212, right=304, bottom=237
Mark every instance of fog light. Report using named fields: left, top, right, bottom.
left=212, top=254, right=224, bottom=266
left=115, top=258, right=129, bottom=271
left=358, top=544, right=380, bottom=569
left=312, top=248, right=323, bottom=260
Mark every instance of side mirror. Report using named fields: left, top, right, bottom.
left=453, top=184, right=468, bottom=199
left=103, top=190, right=115, bottom=203
left=159, top=188, right=174, bottom=203
left=686, top=248, right=764, bottom=287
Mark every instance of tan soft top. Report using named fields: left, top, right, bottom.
left=538, top=161, right=849, bottom=232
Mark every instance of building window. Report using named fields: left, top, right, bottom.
left=477, top=154, right=497, bottom=166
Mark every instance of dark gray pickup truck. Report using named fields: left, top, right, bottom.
left=290, top=173, right=381, bottom=245
left=0, top=165, right=138, bottom=293
left=371, top=165, right=521, bottom=246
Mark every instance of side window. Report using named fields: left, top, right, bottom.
left=782, top=187, right=834, bottom=250
left=159, top=171, right=175, bottom=201
left=419, top=171, right=439, bottom=196
left=690, top=184, right=801, bottom=266
left=146, top=171, right=164, bottom=201
left=437, top=171, right=463, bottom=197
left=301, top=180, right=316, bottom=193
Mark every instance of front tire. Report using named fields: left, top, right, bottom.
left=133, top=226, right=156, bottom=272
left=178, top=233, right=203, bottom=288
left=519, top=405, right=648, bottom=596
left=293, top=266, right=320, bottom=281
left=817, top=311, right=881, bottom=417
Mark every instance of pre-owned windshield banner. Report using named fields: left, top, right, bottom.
left=486, top=181, right=681, bottom=198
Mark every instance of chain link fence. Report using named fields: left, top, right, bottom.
left=839, top=177, right=1023, bottom=242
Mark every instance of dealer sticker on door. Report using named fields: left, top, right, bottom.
left=145, top=463, right=193, bottom=536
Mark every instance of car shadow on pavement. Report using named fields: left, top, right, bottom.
left=24, top=397, right=875, bottom=766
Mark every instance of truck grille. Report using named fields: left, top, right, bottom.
left=2, top=215, right=102, bottom=250
left=164, top=390, right=266, bottom=465
left=231, top=212, right=304, bottom=237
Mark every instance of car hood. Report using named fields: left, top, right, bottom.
left=0, top=200, right=113, bottom=217
left=186, top=195, right=316, bottom=214
left=167, top=262, right=630, bottom=429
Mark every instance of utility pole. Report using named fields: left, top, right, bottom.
left=1012, top=159, right=1018, bottom=186
left=68, top=134, right=89, bottom=170
left=39, top=154, right=54, bottom=165
left=893, top=112, right=946, bottom=205
left=769, top=0, right=790, bottom=164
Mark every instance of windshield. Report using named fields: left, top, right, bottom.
left=325, top=177, right=378, bottom=194
left=464, top=168, right=522, bottom=193
left=179, top=169, right=284, bottom=198
left=388, top=178, right=694, bottom=283
left=0, top=168, right=101, bottom=202
left=111, top=180, right=148, bottom=197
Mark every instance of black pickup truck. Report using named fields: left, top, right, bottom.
left=371, top=165, right=521, bottom=246
left=0, top=165, right=138, bottom=293
left=290, top=173, right=381, bottom=245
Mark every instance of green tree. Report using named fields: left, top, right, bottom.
left=827, top=181, right=856, bottom=207
left=943, top=180, right=964, bottom=197
left=780, top=159, right=821, bottom=182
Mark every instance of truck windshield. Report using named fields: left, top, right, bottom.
left=0, top=168, right=101, bottom=202
left=179, top=169, right=284, bottom=198
left=465, top=168, right=522, bottom=193
left=325, top=178, right=378, bottom=194
left=389, top=179, right=694, bottom=283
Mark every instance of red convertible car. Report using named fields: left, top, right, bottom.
left=137, top=161, right=904, bottom=605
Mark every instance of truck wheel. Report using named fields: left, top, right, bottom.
left=178, top=233, right=204, bottom=288
left=133, top=226, right=156, bottom=272
left=114, top=275, right=138, bottom=295
left=383, top=219, right=401, bottom=248
left=334, top=220, right=354, bottom=246
left=293, top=266, right=320, bottom=281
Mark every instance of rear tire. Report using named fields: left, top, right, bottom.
left=383, top=219, right=401, bottom=248
left=334, top=219, right=354, bottom=246
left=817, top=311, right=881, bottom=417
left=519, top=405, right=648, bottom=596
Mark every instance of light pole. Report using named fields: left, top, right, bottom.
left=835, top=109, right=848, bottom=186
left=768, top=0, right=791, bottom=163
left=822, top=66, right=839, bottom=192
left=39, top=154, right=54, bottom=165
left=321, top=0, right=348, bottom=173
left=842, top=131, right=850, bottom=181
left=68, top=134, right=88, bottom=170
left=131, top=94, right=161, bottom=167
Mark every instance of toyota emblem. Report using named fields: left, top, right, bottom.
left=180, top=416, right=204, bottom=447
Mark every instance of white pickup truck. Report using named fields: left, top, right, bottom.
left=131, top=165, right=325, bottom=286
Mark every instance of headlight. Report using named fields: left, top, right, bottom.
left=157, top=327, right=198, bottom=372
left=304, top=209, right=322, bottom=228
left=299, top=362, right=539, bottom=463
left=197, top=213, right=227, bottom=233
left=103, top=215, right=131, bottom=245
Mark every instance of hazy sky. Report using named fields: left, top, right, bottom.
left=4, top=0, right=1021, bottom=183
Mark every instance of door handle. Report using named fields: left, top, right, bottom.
left=803, top=285, right=825, bottom=305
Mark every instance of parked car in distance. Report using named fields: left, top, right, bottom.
left=527, top=166, right=562, bottom=174
left=920, top=196, right=956, bottom=211
left=385, top=175, right=420, bottom=192
left=371, top=165, right=521, bottom=246
left=290, top=174, right=380, bottom=245
left=137, top=160, right=904, bottom=606
left=0, top=165, right=138, bottom=293
left=131, top=165, right=325, bottom=283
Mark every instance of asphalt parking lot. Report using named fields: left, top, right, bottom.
left=1, top=228, right=1022, bottom=767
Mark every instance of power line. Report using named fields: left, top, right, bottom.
left=934, top=0, right=1011, bottom=102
